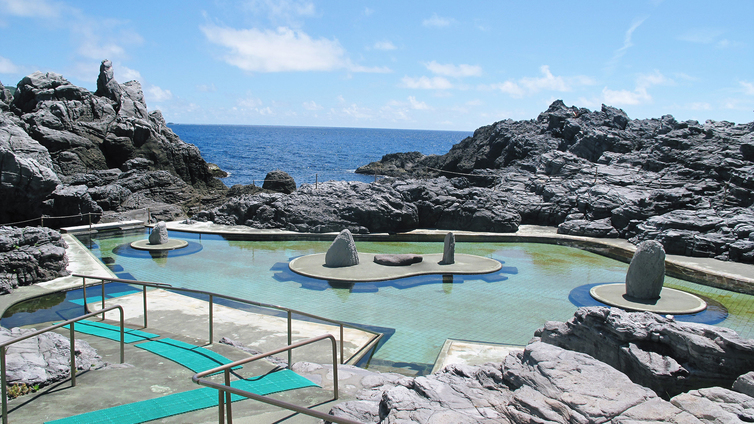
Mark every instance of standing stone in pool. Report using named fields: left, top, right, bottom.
left=325, top=229, right=359, bottom=267
left=440, top=232, right=455, bottom=265
left=625, top=240, right=665, bottom=299
left=148, top=221, right=169, bottom=245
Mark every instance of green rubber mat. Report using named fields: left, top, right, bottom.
left=68, top=290, right=141, bottom=306
left=45, top=369, right=318, bottom=424
left=59, top=320, right=159, bottom=343
left=134, top=338, right=240, bottom=373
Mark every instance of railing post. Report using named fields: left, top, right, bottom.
left=120, top=308, right=125, bottom=364
left=82, top=277, right=88, bottom=314
left=340, top=324, right=344, bottom=364
left=142, top=286, right=148, bottom=328
left=209, top=295, right=214, bottom=344
left=331, top=335, right=339, bottom=400
left=70, top=323, right=76, bottom=387
left=224, top=369, right=232, bottom=423
left=218, top=388, right=225, bottom=424
left=1, top=346, right=7, bottom=424
left=287, top=310, right=292, bottom=368
left=101, top=279, right=106, bottom=320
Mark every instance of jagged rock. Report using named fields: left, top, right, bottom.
left=0, top=326, right=102, bottom=387
left=441, top=232, right=455, bottom=264
left=148, top=221, right=169, bottom=244
left=625, top=240, right=666, bottom=299
left=671, top=387, right=754, bottom=423
left=353, top=100, right=754, bottom=264
left=535, top=307, right=754, bottom=397
left=373, top=254, right=422, bottom=266
left=262, top=170, right=296, bottom=194
left=734, top=372, right=754, bottom=397
left=325, top=229, right=359, bottom=267
left=0, top=226, right=69, bottom=294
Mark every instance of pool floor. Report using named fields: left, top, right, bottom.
left=75, top=230, right=754, bottom=373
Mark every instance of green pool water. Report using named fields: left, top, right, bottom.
left=83, top=230, right=754, bottom=375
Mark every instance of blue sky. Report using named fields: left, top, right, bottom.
left=1, top=0, right=752, bottom=131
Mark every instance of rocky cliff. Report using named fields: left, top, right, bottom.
left=352, top=101, right=754, bottom=263
left=0, top=60, right=226, bottom=227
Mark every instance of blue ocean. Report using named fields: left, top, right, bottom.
left=169, top=125, right=472, bottom=187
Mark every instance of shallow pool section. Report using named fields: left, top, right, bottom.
left=78, top=230, right=754, bottom=375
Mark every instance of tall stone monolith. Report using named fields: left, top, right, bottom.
left=325, top=229, right=359, bottom=267
left=441, top=232, right=455, bottom=264
left=625, top=240, right=666, bottom=299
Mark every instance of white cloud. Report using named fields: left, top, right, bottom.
left=482, top=66, right=593, bottom=98
left=336, top=95, right=346, bottom=103
left=116, top=65, right=141, bottom=82
left=238, top=95, right=263, bottom=108
left=407, top=96, right=430, bottom=110
left=0, top=0, right=61, bottom=18
left=373, top=41, right=396, bottom=51
left=202, top=24, right=386, bottom=73
left=196, top=83, right=217, bottom=92
left=677, top=28, right=725, bottom=44
left=601, top=70, right=671, bottom=106
left=145, top=85, right=173, bottom=102
left=0, top=55, right=20, bottom=74
left=401, top=75, right=452, bottom=90
left=740, top=81, right=754, bottom=95
left=425, top=61, right=482, bottom=78
left=363, top=7, right=374, bottom=16
left=686, top=102, right=711, bottom=110
left=606, top=17, right=646, bottom=72
left=340, top=104, right=372, bottom=119
left=303, top=100, right=323, bottom=110
left=422, top=13, right=453, bottom=28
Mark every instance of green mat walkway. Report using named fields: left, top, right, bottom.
left=59, top=320, right=159, bottom=343
left=134, top=338, right=242, bottom=373
left=45, top=369, right=318, bottom=424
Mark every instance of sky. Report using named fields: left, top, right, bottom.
left=0, top=0, right=752, bottom=131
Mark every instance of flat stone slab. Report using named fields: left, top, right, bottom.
left=431, top=339, right=524, bottom=374
left=130, top=239, right=189, bottom=251
left=289, top=253, right=502, bottom=282
left=590, top=283, right=707, bottom=314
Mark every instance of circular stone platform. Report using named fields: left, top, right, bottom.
left=130, top=239, right=189, bottom=251
left=289, top=253, right=502, bottom=282
left=590, top=283, right=707, bottom=314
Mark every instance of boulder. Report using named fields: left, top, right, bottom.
left=148, top=221, right=169, bottom=245
left=325, top=229, right=359, bottom=267
left=0, top=326, right=102, bottom=387
left=373, top=254, right=422, bottom=266
left=536, top=307, right=754, bottom=397
left=734, top=372, right=754, bottom=397
left=441, top=231, right=455, bottom=264
left=625, top=240, right=666, bottom=299
left=262, top=170, right=296, bottom=194
left=670, top=387, right=754, bottom=423
left=0, top=226, right=69, bottom=294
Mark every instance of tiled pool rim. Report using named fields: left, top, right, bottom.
left=117, top=222, right=754, bottom=296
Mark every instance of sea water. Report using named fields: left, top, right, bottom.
left=169, top=125, right=472, bottom=187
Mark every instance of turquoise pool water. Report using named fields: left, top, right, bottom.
left=80, top=230, right=754, bottom=374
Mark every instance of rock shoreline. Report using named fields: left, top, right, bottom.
left=326, top=307, right=754, bottom=424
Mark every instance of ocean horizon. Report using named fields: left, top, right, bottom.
left=169, top=124, right=473, bottom=188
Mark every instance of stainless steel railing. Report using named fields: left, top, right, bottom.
left=73, top=274, right=381, bottom=366
left=0, top=305, right=125, bottom=424
left=192, top=334, right=364, bottom=424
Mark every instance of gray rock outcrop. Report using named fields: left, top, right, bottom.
left=625, top=240, right=666, bottom=299
left=1, top=60, right=226, bottom=227
left=262, top=170, right=296, bottom=194
left=535, top=306, right=754, bottom=397
left=0, top=226, right=68, bottom=294
left=325, top=229, right=359, bottom=267
left=441, top=232, right=455, bottom=264
left=148, top=221, right=169, bottom=245
left=0, top=326, right=103, bottom=387
left=373, top=254, right=422, bottom=266
left=354, top=100, right=754, bottom=264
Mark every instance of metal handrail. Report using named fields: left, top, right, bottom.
left=0, top=305, right=125, bottom=424
left=192, top=334, right=364, bottom=424
left=73, top=274, right=380, bottom=366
